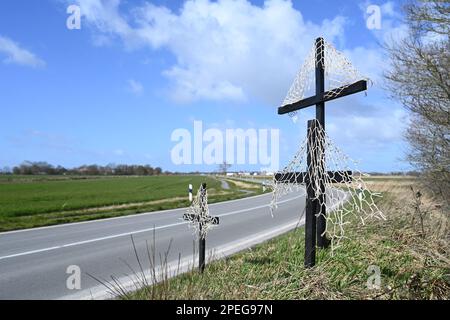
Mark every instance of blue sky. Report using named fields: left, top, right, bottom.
left=0, top=0, right=411, bottom=172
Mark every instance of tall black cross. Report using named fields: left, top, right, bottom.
left=277, top=37, right=367, bottom=266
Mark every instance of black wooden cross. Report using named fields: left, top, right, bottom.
left=277, top=37, right=367, bottom=267
left=182, top=183, right=219, bottom=273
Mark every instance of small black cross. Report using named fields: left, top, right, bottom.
left=183, top=183, right=219, bottom=273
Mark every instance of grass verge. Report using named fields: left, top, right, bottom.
left=123, top=177, right=449, bottom=300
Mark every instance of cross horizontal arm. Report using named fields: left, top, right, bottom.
left=278, top=80, right=367, bottom=115
left=275, top=170, right=352, bottom=184
left=183, top=214, right=220, bottom=225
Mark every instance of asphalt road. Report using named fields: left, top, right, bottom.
left=0, top=191, right=308, bottom=300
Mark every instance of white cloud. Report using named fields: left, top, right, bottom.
left=327, top=104, right=408, bottom=148
left=0, top=35, right=45, bottom=68
left=127, top=79, right=144, bottom=95
left=344, top=46, right=386, bottom=85
left=72, top=0, right=348, bottom=103
left=380, top=1, right=396, bottom=17
left=68, top=0, right=410, bottom=106
left=64, top=0, right=412, bottom=171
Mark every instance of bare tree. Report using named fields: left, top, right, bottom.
left=384, top=0, right=449, bottom=202
left=218, top=161, right=232, bottom=175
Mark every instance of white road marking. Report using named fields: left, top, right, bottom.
left=0, top=194, right=303, bottom=261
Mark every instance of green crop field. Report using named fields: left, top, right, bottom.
left=0, top=175, right=264, bottom=232
left=0, top=175, right=218, bottom=217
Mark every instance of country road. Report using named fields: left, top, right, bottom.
left=0, top=191, right=307, bottom=300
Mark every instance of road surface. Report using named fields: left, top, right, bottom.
left=0, top=191, right=309, bottom=300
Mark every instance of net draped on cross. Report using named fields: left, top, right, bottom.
left=270, top=121, right=385, bottom=250
left=272, top=38, right=383, bottom=250
left=282, top=38, right=370, bottom=120
left=184, top=185, right=217, bottom=239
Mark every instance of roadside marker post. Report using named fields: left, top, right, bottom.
left=357, top=183, right=364, bottom=208
left=188, top=184, right=193, bottom=202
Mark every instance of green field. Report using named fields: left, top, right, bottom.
left=0, top=175, right=264, bottom=232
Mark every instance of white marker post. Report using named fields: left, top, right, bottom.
left=357, top=183, right=363, bottom=209
left=188, top=184, right=193, bottom=202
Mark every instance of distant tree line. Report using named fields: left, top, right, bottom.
left=0, top=162, right=420, bottom=177
left=0, top=161, right=167, bottom=176
left=367, top=171, right=421, bottom=177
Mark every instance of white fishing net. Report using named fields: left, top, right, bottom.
left=282, top=38, right=369, bottom=120
left=270, top=120, right=385, bottom=251
left=183, top=184, right=218, bottom=239
left=283, top=44, right=316, bottom=116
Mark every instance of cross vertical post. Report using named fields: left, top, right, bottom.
left=199, top=183, right=206, bottom=273
left=199, top=229, right=206, bottom=273
left=315, top=37, right=325, bottom=127
left=315, top=37, right=329, bottom=249
left=305, top=120, right=317, bottom=268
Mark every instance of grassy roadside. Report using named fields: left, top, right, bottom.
left=123, top=177, right=449, bottom=300
left=0, top=175, right=267, bottom=232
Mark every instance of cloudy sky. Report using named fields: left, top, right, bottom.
left=0, top=0, right=411, bottom=172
